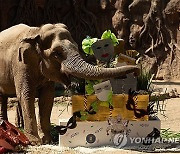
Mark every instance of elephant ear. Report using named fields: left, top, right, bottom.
left=18, top=35, right=41, bottom=64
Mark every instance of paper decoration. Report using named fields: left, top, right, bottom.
left=110, top=53, right=137, bottom=94
left=112, top=119, right=161, bottom=147
left=106, top=115, right=129, bottom=135
left=124, top=90, right=149, bottom=120
left=93, top=80, right=112, bottom=101
left=55, top=114, right=78, bottom=135
left=116, top=53, right=136, bottom=67
left=91, top=39, right=114, bottom=62
left=85, top=80, right=102, bottom=95
left=59, top=118, right=161, bottom=147
left=59, top=120, right=112, bottom=147
left=143, top=128, right=160, bottom=145
left=82, top=30, right=119, bottom=57
left=127, top=118, right=161, bottom=138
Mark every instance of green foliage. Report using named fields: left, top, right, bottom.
left=50, top=123, right=59, bottom=143
left=80, top=101, right=98, bottom=121
left=136, top=64, right=167, bottom=118
left=148, top=94, right=167, bottom=118
left=80, top=111, right=88, bottom=121
left=82, top=36, right=97, bottom=55
left=55, top=83, right=65, bottom=96
left=150, top=93, right=169, bottom=102
left=161, top=128, right=180, bottom=139
left=101, top=30, right=119, bottom=46
left=107, top=90, right=113, bottom=106
left=137, top=65, right=154, bottom=91
left=85, top=82, right=94, bottom=95
left=18, top=127, right=24, bottom=132
left=85, top=80, right=102, bottom=95
left=91, top=101, right=98, bottom=112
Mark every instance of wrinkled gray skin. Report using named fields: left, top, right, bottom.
left=0, top=23, right=139, bottom=144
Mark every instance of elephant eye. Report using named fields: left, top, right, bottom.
left=54, top=52, right=63, bottom=58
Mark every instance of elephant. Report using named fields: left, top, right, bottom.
left=0, top=23, right=140, bottom=144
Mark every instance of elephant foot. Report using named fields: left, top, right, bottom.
left=23, top=132, right=42, bottom=145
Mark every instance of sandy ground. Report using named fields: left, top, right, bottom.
left=6, top=81, right=180, bottom=153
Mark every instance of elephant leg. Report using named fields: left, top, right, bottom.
left=38, top=81, right=55, bottom=144
left=0, top=93, right=8, bottom=120
left=15, top=101, right=24, bottom=128
left=14, top=78, right=41, bottom=145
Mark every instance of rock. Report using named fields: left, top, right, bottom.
left=151, top=92, right=161, bottom=97
left=169, top=88, right=179, bottom=98
left=8, top=98, right=18, bottom=104
left=54, top=96, right=71, bottom=104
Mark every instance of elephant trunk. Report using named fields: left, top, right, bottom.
left=62, top=54, right=139, bottom=80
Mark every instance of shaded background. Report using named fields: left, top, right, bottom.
left=0, top=0, right=179, bottom=80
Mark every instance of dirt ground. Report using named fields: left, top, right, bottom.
left=6, top=81, right=180, bottom=153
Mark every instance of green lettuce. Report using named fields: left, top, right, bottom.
left=91, top=101, right=98, bottom=112
left=85, top=82, right=94, bottom=95
left=82, top=37, right=97, bottom=55
left=85, top=80, right=102, bottom=95
left=101, top=30, right=119, bottom=46
left=107, top=90, right=113, bottom=107
left=80, top=111, right=88, bottom=121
